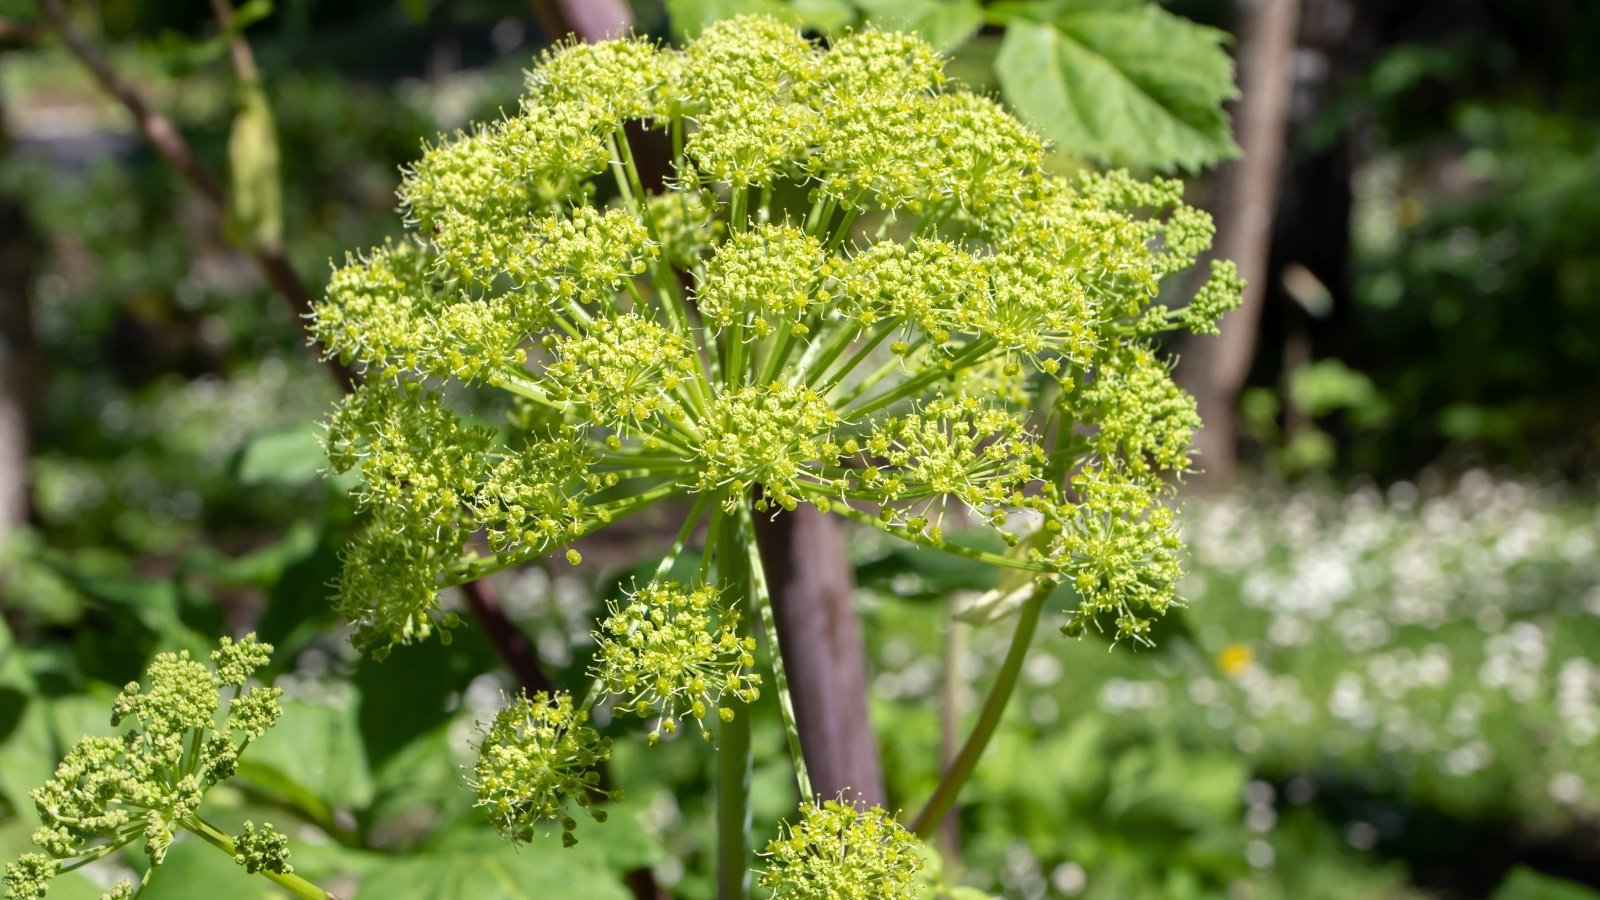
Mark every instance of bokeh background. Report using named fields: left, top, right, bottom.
left=0, top=1, right=1597, bottom=898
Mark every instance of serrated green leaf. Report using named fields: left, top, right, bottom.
left=854, top=0, right=984, bottom=52
left=994, top=7, right=1239, bottom=172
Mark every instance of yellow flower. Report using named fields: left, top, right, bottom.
left=1219, top=643, right=1255, bottom=677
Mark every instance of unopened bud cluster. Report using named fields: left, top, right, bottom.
left=3, top=636, right=284, bottom=900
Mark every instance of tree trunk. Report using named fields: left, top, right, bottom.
left=1177, top=0, right=1303, bottom=484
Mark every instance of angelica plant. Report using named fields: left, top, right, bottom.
left=757, top=798, right=922, bottom=899
left=1, top=635, right=333, bottom=900
left=311, top=15, right=1240, bottom=896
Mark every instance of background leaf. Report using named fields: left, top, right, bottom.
left=854, top=0, right=984, bottom=52
left=1492, top=868, right=1600, bottom=900
left=994, top=5, right=1238, bottom=171
left=665, top=0, right=795, bottom=35
left=240, top=689, right=373, bottom=810
left=353, top=830, right=639, bottom=900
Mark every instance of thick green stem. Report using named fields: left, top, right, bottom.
left=825, top=193, right=867, bottom=250
left=812, top=323, right=889, bottom=390
left=910, top=586, right=1047, bottom=838
left=714, top=501, right=752, bottom=900
left=183, top=816, right=337, bottom=900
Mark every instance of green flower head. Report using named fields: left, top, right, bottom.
left=591, top=580, right=762, bottom=742
left=471, top=691, right=617, bottom=846
left=313, top=16, right=1241, bottom=654
left=757, top=798, right=923, bottom=899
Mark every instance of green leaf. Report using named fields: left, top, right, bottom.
left=665, top=0, right=795, bottom=36
left=666, top=0, right=855, bottom=36
left=1492, top=867, right=1600, bottom=900
left=253, top=525, right=347, bottom=654
left=240, top=689, right=373, bottom=810
left=792, top=0, right=859, bottom=32
left=994, top=5, right=1239, bottom=172
left=227, top=80, right=284, bottom=250
left=397, top=0, right=429, bottom=22
left=0, top=702, right=54, bottom=817
left=353, top=831, right=638, bottom=900
left=0, top=617, right=35, bottom=694
left=232, top=424, right=328, bottom=487
left=178, top=523, right=319, bottom=590
left=366, top=727, right=474, bottom=838
left=854, top=0, right=984, bottom=52
left=354, top=628, right=496, bottom=771
left=231, top=0, right=276, bottom=31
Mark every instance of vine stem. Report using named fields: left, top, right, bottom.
left=737, top=503, right=812, bottom=801
left=183, top=815, right=338, bottom=900
left=910, top=584, right=1047, bottom=839
left=714, top=498, right=752, bottom=900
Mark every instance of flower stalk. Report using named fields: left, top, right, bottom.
left=184, top=816, right=336, bottom=900
left=911, top=585, right=1048, bottom=839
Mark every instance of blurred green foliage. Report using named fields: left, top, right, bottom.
left=858, top=476, right=1600, bottom=897
left=1344, top=106, right=1600, bottom=474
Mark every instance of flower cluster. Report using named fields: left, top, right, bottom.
left=232, top=821, right=293, bottom=875
left=3, top=635, right=282, bottom=900
left=757, top=798, right=923, bottom=899
left=312, top=16, right=1239, bottom=655
left=313, top=14, right=1239, bottom=866
left=591, top=581, right=762, bottom=742
left=470, top=691, right=617, bottom=847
